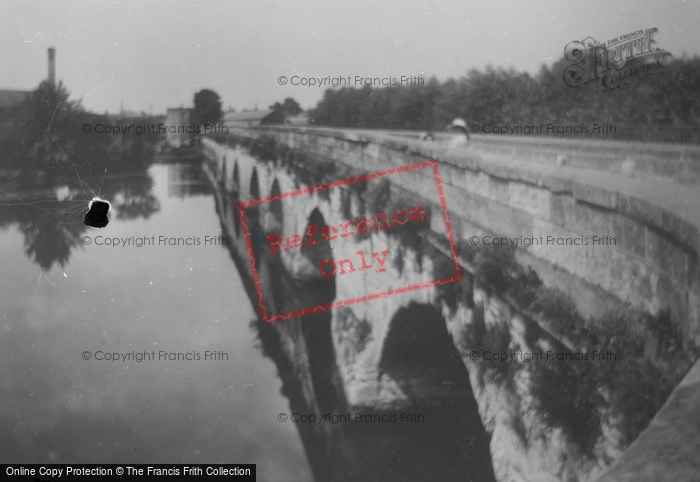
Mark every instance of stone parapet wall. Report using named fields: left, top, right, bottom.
left=217, top=127, right=700, bottom=346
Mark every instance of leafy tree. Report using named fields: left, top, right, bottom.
left=269, top=97, right=302, bottom=116
left=305, top=55, right=700, bottom=143
left=193, top=89, right=222, bottom=125
left=0, top=80, right=80, bottom=169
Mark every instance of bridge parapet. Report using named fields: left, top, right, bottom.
left=267, top=127, right=700, bottom=184
left=215, top=126, right=700, bottom=345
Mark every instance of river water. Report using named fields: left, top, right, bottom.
left=0, top=161, right=313, bottom=481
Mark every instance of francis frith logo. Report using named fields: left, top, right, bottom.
left=563, top=28, right=672, bottom=91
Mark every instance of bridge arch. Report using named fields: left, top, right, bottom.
left=268, top=178, right=283, bottom=234
left=250, top=167, right=260, bottom=200
left=232, top=160, right=240, bottom=194
left=300, top=208, right=335, bottom=278
left=379, top=302, right=473, bottom=405
left=230, top=161, right=241, bottom=237
left=260, top=206, right=341, bottom=412
left=378, top=301, right=496, bottom=478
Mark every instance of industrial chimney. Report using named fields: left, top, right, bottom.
left=48, top=48, right=56, bottom=85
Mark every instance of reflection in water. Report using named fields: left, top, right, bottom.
left=0, top=160, right=313, bottom=481
left=0, top=150, right=217, bottom=271
left=166, top=160, right=212, bottom=198
left=0, top=83, right=164, bottom=270
left=0, top=173, right=160, bottom=271
left=0, top=111, right=162, bottom=270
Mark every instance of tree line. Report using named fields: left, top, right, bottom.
left=308, top=55, right=700, bottom=143
left=0, top=81, right=160, bottom=179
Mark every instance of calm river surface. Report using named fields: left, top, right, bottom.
left=0, top=161, right=313, bottom=481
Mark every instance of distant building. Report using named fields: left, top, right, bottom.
left=223, top=109, right=285, bottom=128
left=164, top=108, right=194, bottom=148
left=0, top=48, right=56, bottom=113
left=285, top=113, right=310, bottom=126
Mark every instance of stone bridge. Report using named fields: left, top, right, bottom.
left=201, top=127, right=700, bottom=482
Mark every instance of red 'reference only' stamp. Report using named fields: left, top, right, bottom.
left=239, top=160, right=461, bottom=323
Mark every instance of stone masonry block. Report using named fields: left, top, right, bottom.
left=655, top=271, right=689, bottom=319
left=384, top=148, right=411, bottom=167
left=463, top=170, right=490, bottom=198
left=531, top=219, right=613, bottom=285
left=689, top=291, right=700, bottom=346
left=572, top=182, right=619, bottom=210
left=611, top=213, right=646, bottom=258
left=446, top=187, right=533, bottom=240
left=437, top=163, right=465, bottom=189
left=488, top=176, right=510, bottom=204
left=509, top=182, right=552, bottom=220
left=390, top=168, right=441, bottom=204
left=608, top=250, right=655, bottom=308
left=550, top=193, right=612, bottom=234
left=363, top=142, right=382, bottom=160
left=646, top=229, right=690, bottom=289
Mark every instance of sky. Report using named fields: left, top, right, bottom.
left=0, top=0, right=698, bottom=115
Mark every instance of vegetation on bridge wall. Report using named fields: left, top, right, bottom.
left=451, top=241, right=699, bottom=458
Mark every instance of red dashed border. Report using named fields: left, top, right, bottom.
left=239, top=160, right=461, bottom=323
